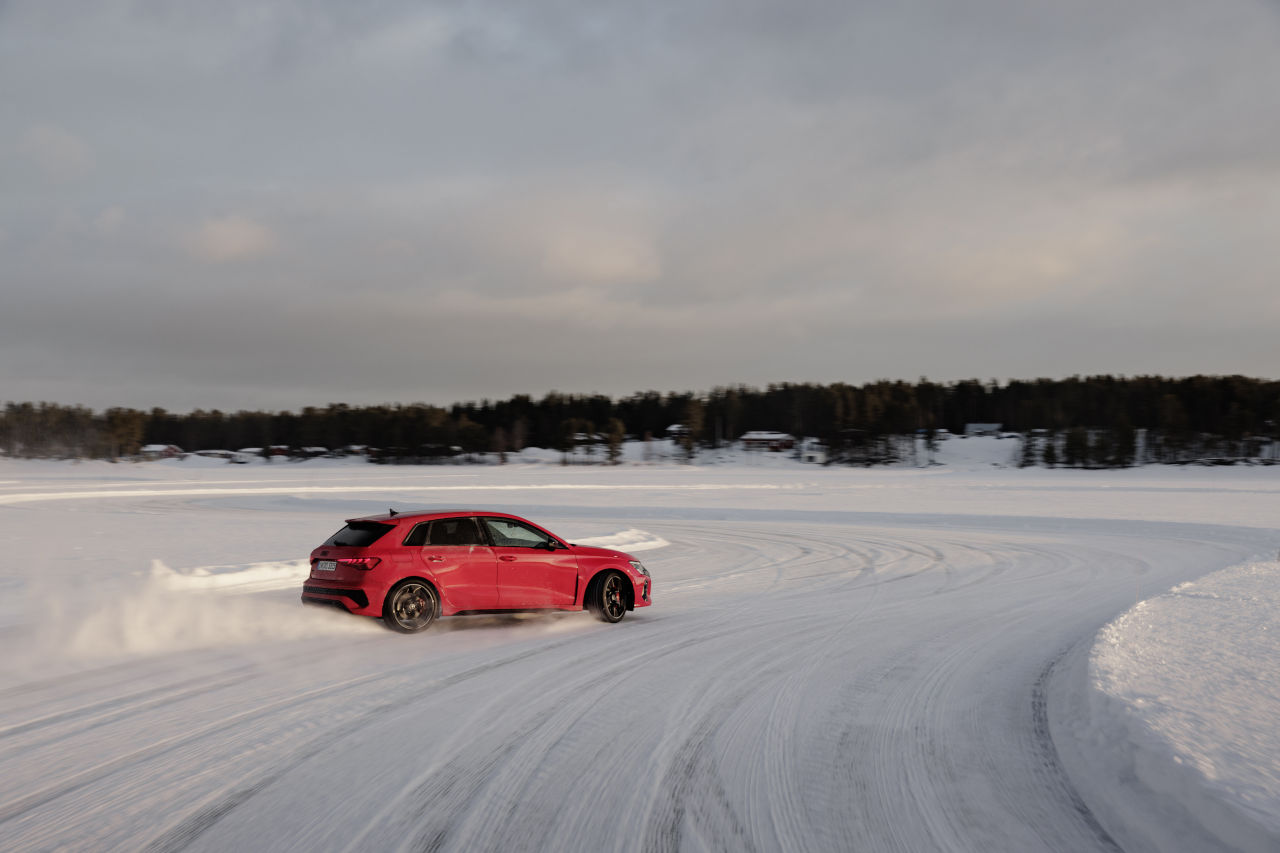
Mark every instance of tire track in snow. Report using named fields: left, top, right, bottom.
left=734, top=564, right=889, bottom=851
left=0, top=638, right=388, bottom=763
left=0, top=666, right=257, bottom=753
left=0, top=667, right=394, bottom=827
left=336, top=596, right=777, bottom=851
left=1030, top=645, right=1122, bottom=852
left=139, top=637, right=591, bottom=852
left=629, top=521, right=1210, bottom=852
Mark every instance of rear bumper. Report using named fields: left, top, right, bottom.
left=301, top=583, right=370, bottom=612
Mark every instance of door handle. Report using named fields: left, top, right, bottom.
left=426, top=555, right=445, bottom=562
left=499, top=555, right=517, bottom=562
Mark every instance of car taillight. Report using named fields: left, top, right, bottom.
left=337, top=557, right=381, bottom=571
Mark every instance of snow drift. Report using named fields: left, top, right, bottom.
left=1058, top=561, right=1280, bottom=853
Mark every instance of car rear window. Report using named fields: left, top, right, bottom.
left=323, top=521, right=394, bottom=547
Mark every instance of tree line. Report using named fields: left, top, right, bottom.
left=2, top=374, right=1277, bottom=467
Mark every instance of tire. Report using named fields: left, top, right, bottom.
left=587, top=571, right=628, bottom=623
left=383, top=580, right=438, bottom=633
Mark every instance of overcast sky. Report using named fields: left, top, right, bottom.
left=3, top=0, right=1279, bottom=412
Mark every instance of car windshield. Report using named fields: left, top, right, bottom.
left=323, top=521, right=394, bottom=547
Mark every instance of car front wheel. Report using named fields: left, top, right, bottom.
left=384, top=580, right=438, bottom=633
left=588, top=572, right=628, bottom=623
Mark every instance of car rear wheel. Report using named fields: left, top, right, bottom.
left=384, top=580, right=438, bottom=633
left=588, top=572, right=628, bottom=623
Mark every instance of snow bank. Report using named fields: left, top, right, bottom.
left=150, top=558, right=311, bottom=594
left=1064, top=561, right=1280, bottom=853
left=572, top=527, right=670, bottom=552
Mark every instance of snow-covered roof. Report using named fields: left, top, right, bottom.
left=741, top=431, right=793, bottom=440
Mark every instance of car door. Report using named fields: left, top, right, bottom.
left=406, top=517, right=497, bottom=611
left=479, top=517, right=579, bottom=609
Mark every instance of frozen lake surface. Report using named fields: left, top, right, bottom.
left=1, top=447, right=1277, bottom=851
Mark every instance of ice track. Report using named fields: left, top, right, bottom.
left=0, top=506, right=1269, bottom=851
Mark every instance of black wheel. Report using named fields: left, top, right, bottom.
left=588, top=572, right=628, bottom=623
left=384, top=580, right=438, bottom=633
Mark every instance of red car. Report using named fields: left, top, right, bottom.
left=301, top=510, right=652, bottom=632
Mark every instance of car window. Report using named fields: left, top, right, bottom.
left=402, top=522, right=429, bottom=546
left=430, top=517, right=484, bottom=546
left=404, top=517, right=483, bottom=546
left=481, top=517, right=557, bottom=549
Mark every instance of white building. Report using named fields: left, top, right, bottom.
left=140, top=444, right=185, bottom=460
left=799, top=438, right=828, bottom=464
left=740, top=431, right=795, bottom=451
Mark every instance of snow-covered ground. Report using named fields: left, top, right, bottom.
left=0, top=439, right=1276, bottom=851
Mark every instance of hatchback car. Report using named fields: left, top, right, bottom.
left=301, top=510, right=652, bottom=632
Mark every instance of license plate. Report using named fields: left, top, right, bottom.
left=316, top=560, right=337, bottom=571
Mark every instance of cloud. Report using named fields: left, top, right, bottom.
left=1, top=1, right=1279, bottom=410
left=184, top=216, right=279, bottom=262
left=539, top=223, right=662, bottom=286
left=346, top=177, right=666, bottom=294
left=94, top=206, right=126, bottom=235
left=18, top=124, right=94, bottom=181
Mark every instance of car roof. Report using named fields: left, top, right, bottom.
left=345, top=509, right=527, bottom=525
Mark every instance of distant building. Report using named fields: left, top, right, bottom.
left=140, top=444, right=185, bottom=460
left=740, top=431, right=795, bottom=452
left=964, top=423, right=1003, bottom=437
left=799, top=438, right=827, bottom=464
